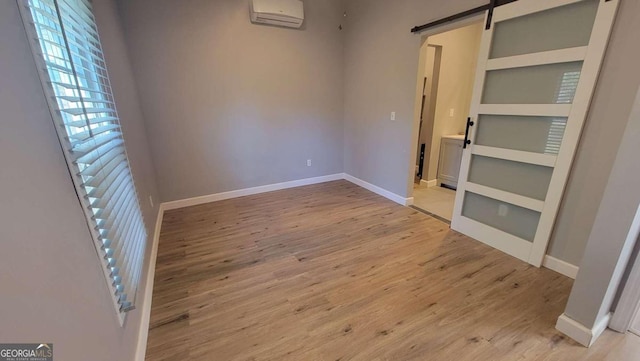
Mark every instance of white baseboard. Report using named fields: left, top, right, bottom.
left=420, top=179, right=437, bottom=188
left=556, top=312, right=611, bottom=347
left=162, top=173, right=412, bottom=211
left=135, top=206, right=164, bottom=361
left=343, top=174, right=413, bottom=206
left=162, top=174, right=344, bottom=211
left=543, top=255, right=579, bottom=279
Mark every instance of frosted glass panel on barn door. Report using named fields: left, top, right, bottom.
left=451, top=0, right=619, bottom=266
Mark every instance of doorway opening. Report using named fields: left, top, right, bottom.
left=412, top=20, right=483, bottom=222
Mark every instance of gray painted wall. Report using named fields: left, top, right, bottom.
left=116, top=0, right=346, bottom=202
left=0, top=1, right=159, bottom=360
left=546, top=0, right=640, bottom=265
left=343, top=0, right=640, bottom=267
left=563, top=81, right=640, bottom=329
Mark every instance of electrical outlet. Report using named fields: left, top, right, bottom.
left=149, top=195, right=154, bottom=208
left=390, top=112, right=396, bottom=121
left=307, top=159, right=312, bottom=167
left=449, top=108, right=455, bottom=117
left=498, top=204, right=508, bottom=217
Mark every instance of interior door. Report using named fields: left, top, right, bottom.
left=451, top=0, right=619, bottom=266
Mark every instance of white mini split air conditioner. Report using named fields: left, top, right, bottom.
left=250, top=0, right=304, bottom=29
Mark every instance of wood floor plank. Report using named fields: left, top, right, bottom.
left=145, top=180, right=634, bottom=360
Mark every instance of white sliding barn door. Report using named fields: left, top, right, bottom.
left=451, top=0, right=619, bottom=266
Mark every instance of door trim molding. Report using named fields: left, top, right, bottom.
left=609, top=246, right=640, bottom=332
left=609, top=203, right=640, bottom=333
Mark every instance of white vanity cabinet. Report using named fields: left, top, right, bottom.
left=437, top=135, right=464, bottom=189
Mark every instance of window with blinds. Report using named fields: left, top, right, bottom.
left=19, top=0, right=147, bottom=323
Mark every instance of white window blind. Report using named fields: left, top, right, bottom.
left=19, top=0, right=147, bottom=322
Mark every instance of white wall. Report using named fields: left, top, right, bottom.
left=116, top=0, right=346, bottom=202
left=0, top=1, right=160, bottom=360
left=343, top=0, right=640, bottom=267
left=423, top=22, right=482, bottom=182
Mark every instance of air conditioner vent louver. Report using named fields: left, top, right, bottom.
left=255, top=15, right=300, bottom=25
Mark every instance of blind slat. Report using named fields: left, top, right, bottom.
left=82, top=153, right=125, bottom=187
left=79, top=148, right=125, bottom=178
left=109, top=217, right=141, bottom=299
left=127, top=224, right=147, bottom=300
left=72, top=131, right=122, bottom=157
left=58, top=95, right=111, bottom=104
left=46, top=63, right=112, bottom=90
left=103, top=197, right=137, bottom=264
left=74, top=137, right=123, bottom=165
left=115, top=220, right=145, bottom=301
left=91, top=175, right=132, bottom=211
left=60, top=106, right=114, bottom=116
left=67, top=115, right=118, bottom=128
left=121, top=223, right=146, bottom=305
left=68, top=124, right=120, bottom=142
left=107, top=196, right=139, bottom=267
left=87, top=164, right=128, bottom=199
left=50, top=80, right=112, bottom=98
left=100, top=194, right=137, bottom=244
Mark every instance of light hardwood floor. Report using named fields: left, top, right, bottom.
left=146, top=180, right=637, bottom=360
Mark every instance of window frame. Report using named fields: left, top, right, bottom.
left=18, top=0, right=147, bottom=326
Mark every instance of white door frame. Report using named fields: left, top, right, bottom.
left=632, top=300, right=640, bottom=336
left=408, top=14, right=485, bottom=198
left=609, top=203, right=640, bottom=334
left=451, top=0, right=619, bottom=266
